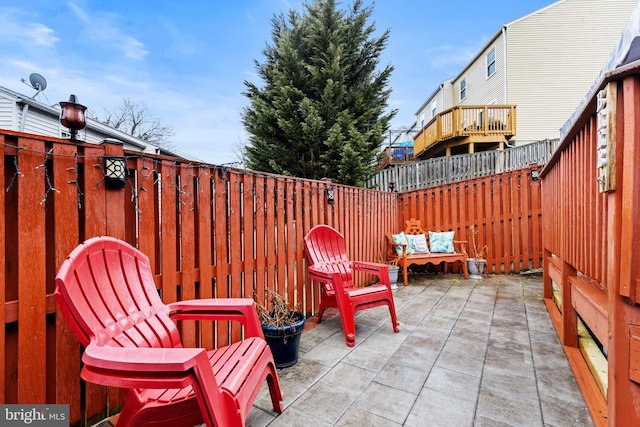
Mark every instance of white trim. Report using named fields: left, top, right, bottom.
left=503, top=26, right=508, bottom=103
left=459, top=77, right=467, bottom=102
left=486, top=46, right=497, bottom=78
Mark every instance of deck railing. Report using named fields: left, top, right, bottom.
left=540, top=64, right=640, bottom=427
left=378, top=145, right=414, bottom=169
left=368, top=138, right=558, bottom=192
left=413, top=104, right=516, bottom=156
left=1, top=127, right=543, bottom=425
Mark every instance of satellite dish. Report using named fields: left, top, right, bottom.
left=21, top=73, right=48, bottom=99
left=29, top=73, right=47, bottom=91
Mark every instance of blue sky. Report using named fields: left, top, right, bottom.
left=0, top=0, right=553, bottom=164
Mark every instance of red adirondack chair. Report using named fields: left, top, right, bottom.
left=303, top=225, right=400, bottom=347
left=54, top=236, right=284, bottom=427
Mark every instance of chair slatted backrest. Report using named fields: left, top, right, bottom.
left=55, top=236, right=181, bottom=349
left=303, top=225, right=353, bottom=284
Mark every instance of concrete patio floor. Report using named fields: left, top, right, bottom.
left=247, top=274, right=593, bottom=427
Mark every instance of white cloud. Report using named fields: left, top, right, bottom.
left=0, top=9, right=59, bottom=48
left=426, top=45, right=477, bottom=70
left=29, top=23, right=59, bottom=46
left=425, top=35, right=490, bottom=71
left=67, top=2, right=148, bottom=61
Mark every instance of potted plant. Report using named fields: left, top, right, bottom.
left=256, top=290, right=306, bottom=368
left=467, top=225, right=488, bottom=279
left=379, top=250, right=400, bottom=290
left=387, top=257, right=400, bottom=289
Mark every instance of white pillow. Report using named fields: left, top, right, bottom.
left=406, top=234, right=429, bottom=254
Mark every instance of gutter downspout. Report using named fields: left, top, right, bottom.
left=502, top=26, right=508, bottom=103
left=500, top=26, right=508, bottom=172
left=19, top=101, right=29, bottom=132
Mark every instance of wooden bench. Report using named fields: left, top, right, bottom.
left=386, top=218, right=469, bottom=286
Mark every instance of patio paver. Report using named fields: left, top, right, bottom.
left=247, top=274, right=593, bottom=427
left=93, top=274, right=592, bottom=427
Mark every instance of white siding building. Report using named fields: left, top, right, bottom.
left=414, top=0, right=637, bottom=158
left=0, top=85, right=197, bottom=160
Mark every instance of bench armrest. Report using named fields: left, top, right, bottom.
left=454, top=240, right=468, bottom=256
left=386, top=233, right=407, bottom=261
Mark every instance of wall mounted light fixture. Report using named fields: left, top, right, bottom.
left=388, top=181, right=396, bottom=192
left=326, top=188, right=335, bottom=204
left=321, top=177, right=335, bottom=204
left=104, top=156, right=126, bottom=189
left=531, top=169, right=539, bottom=181
left=59, top=94, right=87, bottom=140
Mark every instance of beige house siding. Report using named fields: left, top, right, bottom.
left=416, top=84, right=444, bottom=129
left=454, top=34, right=507, bottom=106
left=442, top=81, right=454, bottom=109
left=506, top=0, right=636, bottom=145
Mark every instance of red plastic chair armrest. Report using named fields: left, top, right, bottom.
left=351, top=261, right=388, bottom=278
left=81, top=343, right=216, bottom=390
left=308, top=265, right=345, bottom=290
left=167, top=298, right=263, bottom=338
left=351, top=261, right=391, bottom=287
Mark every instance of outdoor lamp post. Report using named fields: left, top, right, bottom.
left=59, top=94, right=87, bottom=140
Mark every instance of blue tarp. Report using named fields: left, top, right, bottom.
left=390, top=139, right=413, bottom=160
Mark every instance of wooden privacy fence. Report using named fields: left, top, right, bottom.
left=540, top=64, right=640, bottom=427
left=1, top=128, right=545, bottom=425
left=0, top=130, right=399, bottom=425
left=399, top=167, right=542, bottom=275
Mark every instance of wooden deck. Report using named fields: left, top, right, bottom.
left=413, top=105, right=516, bottom=158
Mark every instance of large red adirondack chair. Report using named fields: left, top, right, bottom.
left=303, top=225, right=400, bottom=347
left=54, top=236, right=284, bottom=427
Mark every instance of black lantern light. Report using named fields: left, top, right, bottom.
left=531, top=169, right=540, bottom=181
left=59, top=94, right=87, bottom=140
left=388, top=181, right=396, bottom=192
left=321, top=177, right=335, bottom=204
left=104, top=156, right=126, bottom=189
left=326, top=188, right=335, bottom=204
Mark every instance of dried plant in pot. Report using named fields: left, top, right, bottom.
left=378, top=250, right=400, bottom=289
left=256, top=290, right=306, bottom=368
left=467, top=225, right=488, bottom=279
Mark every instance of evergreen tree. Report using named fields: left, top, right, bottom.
left=242, top=0, right=395, bottom=186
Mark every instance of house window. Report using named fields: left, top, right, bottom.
left=431, top=99, right=437, bottom=118
left=487, top=47, right=496, bottom=78
left=460, top=78, right=467, bottom=101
